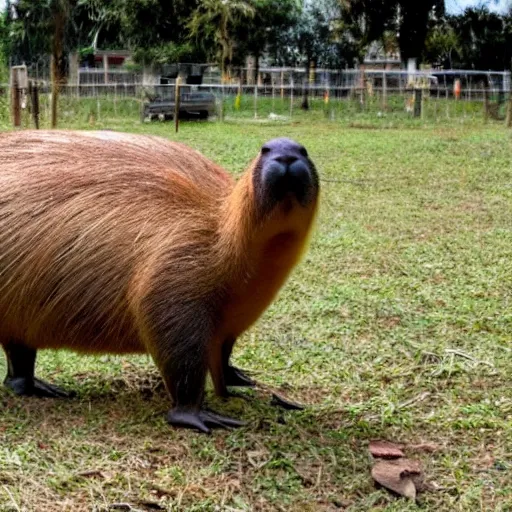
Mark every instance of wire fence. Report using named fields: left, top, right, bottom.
left=1, top=70, right=511, bottom=130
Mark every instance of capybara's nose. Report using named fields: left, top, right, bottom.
left=275, top=155, right=298, bottom=166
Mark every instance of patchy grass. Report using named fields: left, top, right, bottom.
left=0, top=119, right=511, bottom=511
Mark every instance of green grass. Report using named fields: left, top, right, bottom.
left=0, top=89, right=501, bottom=131
left=0, top=116, right=511, bottom=511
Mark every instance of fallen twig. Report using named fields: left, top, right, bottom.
left=444, top=349, right=494, bottom=367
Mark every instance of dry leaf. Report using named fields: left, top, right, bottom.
left=371, top=459, right=423, bottom=500
left=369, top=440, right=405, bottom=459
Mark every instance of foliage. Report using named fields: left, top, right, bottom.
left=423, top=21, right=458, bottom=68
left=1, top=0, right=512, bottom=83
left=337, top=0, right=397, bottom=63
left=132, top=43, right=202, bottom=67
left=396, top=0, right=444, bottom=65
left=5, top=0, right=206, bottom=67
left=235, top=0, right=300, bottom=78
left=269, top=1, right=357, bottom=69
left=0, top=8, right=9, bottom=81
left=188, top=0, right=255, bottom=80
left=448, top=7, right=512, bottom=70
left=338, top=0, right=444, bottom=66
left=7, top=0, right=71, bottom=65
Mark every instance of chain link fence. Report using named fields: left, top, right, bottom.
left=1, top=69, right=511, bottom=130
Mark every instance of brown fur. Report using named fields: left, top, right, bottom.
left=0, top=130, right=318, bottom=404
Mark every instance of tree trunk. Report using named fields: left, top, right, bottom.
left=220, top=40, right=230, bottom=83
left=253, top=52, right=260, bottom=85
left=220, top=15, right=230, bottom=83
left=51, top=11, right=65, bottom=129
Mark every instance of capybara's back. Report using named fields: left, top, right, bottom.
left=0, top=130, right=231, bottom=353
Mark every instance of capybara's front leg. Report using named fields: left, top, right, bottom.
left=2, top=340, right=73, bottom=398
left=145, top=301, right=245, bottom=434
left=221, top=337, right=256, bottom=388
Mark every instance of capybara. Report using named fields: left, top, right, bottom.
left=0, top=130, right=319, bottom=432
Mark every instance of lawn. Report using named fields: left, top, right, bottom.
left=0, top=117, right=511, bottom=511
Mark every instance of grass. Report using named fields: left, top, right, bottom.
left=0, top=88, right=500, bottom=131
left=0, top=114, right=511, bottom=511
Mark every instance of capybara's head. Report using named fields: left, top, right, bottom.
left=252, top=137, right=319, bottom=213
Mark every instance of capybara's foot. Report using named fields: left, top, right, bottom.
left=4, top=376, right=74, bottom=398
left=270, top=393, right=305, bottom=410
left=167, top=407, right=246, bottom=434
left=224, top=365, right=256, bottom=387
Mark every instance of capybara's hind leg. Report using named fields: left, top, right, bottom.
left=2, top=341, right=72, bottom=398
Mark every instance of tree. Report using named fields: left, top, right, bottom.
left=74, top=0, right=204, bottom=64
left=72, top=0, right=124, bottom=51
left=0, top=7, right=10, bottom=82
left=235, top=0, right=300, bottom=83
left=189, top=0, right=255, bottom=81
left=337, top=0, right=396, bottom=63
left=268, top=3, right=352, bottom=109
left=396, top=0, right=445, bottom=67
left=448, top=7, right=511, bottom=70
left=337, top=0, right=445, bottom=67
left=423, top=20, right=458, bottom=68
left=50, top=0, right=73, bottom=128
left=7, top=0, right=76, bottom=127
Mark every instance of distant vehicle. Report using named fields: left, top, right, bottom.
left=142, top=90, right=217, bottom=121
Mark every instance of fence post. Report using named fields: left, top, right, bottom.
left=434, top=87, right=439, bottom=122
left=254, top=84, right=258, bottom=119
left=174, top=76, right=181, bottom=133
left=219, top=85, right=224, bottom=122
left=29, top=80, right=40, bottom=129
left=414, top=88, right=422, bottom=118
left=114, top=82, right=118, bottom=117
left=290, top=79, right=294, bottom=118
left=506, top=92, right=512, bottom=128
left=11, top=72, right=21, bottom=128
left=483, top=82, right=489, bottom=124
left=381, top=71, right=387, bottom=111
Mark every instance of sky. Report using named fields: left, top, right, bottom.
left=0, top=0, right=509, bottom=14
left=447, top=0, right=509, bottom=12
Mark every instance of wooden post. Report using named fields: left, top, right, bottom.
left=434, top=87, right=439, bottom=122
left=414, top=88, right=422, bottom=118
left=103, top=54, right=109, bottom=85
left=29, top=80, right=40, bottom=129
left=219, top=84, right=224, bottom=122
left=290, top=79, right=294, bottom=118
left=254, top=85, right=258, bottom=119
left=360, top=70, right=365, bottom=110
left=11, top=72, right=21, bottom=128
left=114, top=82, right=118, bottom=117
left=382, top=71, right=387, bottom=111
left=483, top=83, right=489, bottom=124
left=174, top=77, right=181, bottom=133
left=506, top=92, right=512, bottom=128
